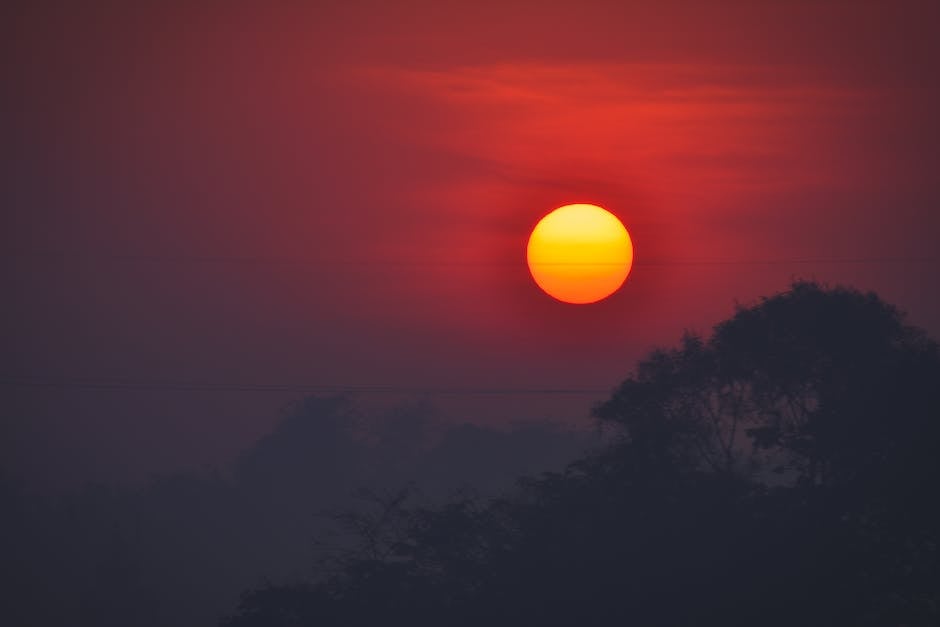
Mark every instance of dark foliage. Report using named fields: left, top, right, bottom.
left=223, top=282, right=940, bottom=626
left=1, top=398, right=589, bottom=626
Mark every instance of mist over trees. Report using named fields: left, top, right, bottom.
left=4, top=281, right=938, bottom=626
left=1, top=399, right=594, bottom=626
left=223, top=281, right=940, bottom=626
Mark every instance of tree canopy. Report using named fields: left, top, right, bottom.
left=222, top=282, right=940, bottom=627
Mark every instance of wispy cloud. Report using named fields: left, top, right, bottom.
left=364, top=62, right=874, bottom=214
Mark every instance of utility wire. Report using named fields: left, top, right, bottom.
left=3, top=252, right=937, bottom=267
left=3, top=251, right=934, bottom=395
left=0, top=374, right=611, bottom=395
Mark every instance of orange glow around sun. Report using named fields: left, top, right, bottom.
left=526, top=204, right=634, bottom=304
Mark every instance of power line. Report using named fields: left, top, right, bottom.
left=636, top=257, right=938, bottom=266
left=0, top=375, right=611, bottom=396
left=3, top=251, right=937, bottom=268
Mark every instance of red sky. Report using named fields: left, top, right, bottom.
left=3, top=0, right=939, bottom=486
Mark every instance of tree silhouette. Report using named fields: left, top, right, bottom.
left=596, top=280, right=940, bottom=487
left=2, top=392, right=590, bottom=625
left=223, top=281, right=940, bottom=626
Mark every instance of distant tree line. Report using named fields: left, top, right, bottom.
left=1, top=399, right=589, bottom=626
left=222, top=281, right=940, bottom=626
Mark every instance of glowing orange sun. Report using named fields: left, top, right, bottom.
left=526, top=203, right=634, bottom=304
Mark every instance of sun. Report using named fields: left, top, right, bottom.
left=526, top=203, right=634, bottom=304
